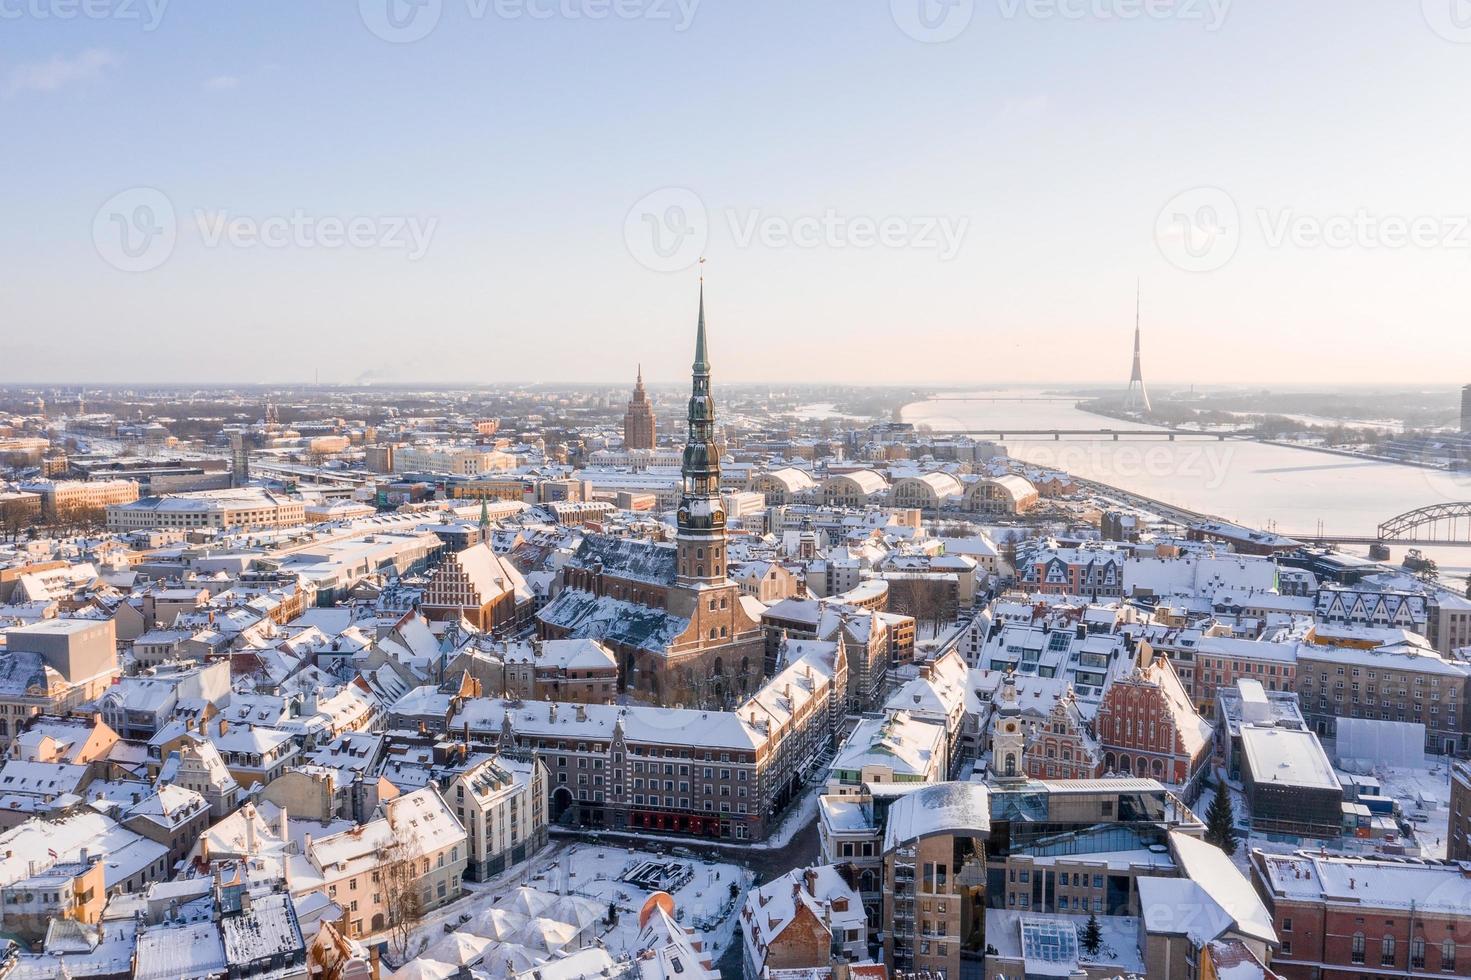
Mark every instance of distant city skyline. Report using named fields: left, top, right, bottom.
left=4, top=3, right=1470, bottom=385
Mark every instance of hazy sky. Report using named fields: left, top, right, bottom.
left=3, top=1, right=1470, bottom=387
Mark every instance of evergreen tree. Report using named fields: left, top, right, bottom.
left=1081, top=913, right=1103, bottom=956
left=1205, top=787, right=1240, bottom=857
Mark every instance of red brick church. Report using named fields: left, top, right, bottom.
left=538, top=285, right=765, bottom=706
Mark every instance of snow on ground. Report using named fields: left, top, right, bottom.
left=1192, top=759, right=1456, bottom=873
left=551, top=842, right=751, bottom=960
left=1365, top=761, right=1454, bottom=859
left=757, top=784, right=820, bottom=850
left=371, top=844, right=556, bottom=967
left=375, top=840, right=751, bottom=971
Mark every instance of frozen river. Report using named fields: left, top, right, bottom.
left=902, top=390, right=1471, bottom=582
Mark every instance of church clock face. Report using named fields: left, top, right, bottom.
left=1005, top=722, right=1017, bottom=733
left=678, top=508, right=689, bottom=525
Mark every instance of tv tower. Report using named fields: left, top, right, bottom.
left=1123, top=281, right=1152, bottom=414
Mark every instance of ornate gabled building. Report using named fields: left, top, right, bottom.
left=1025, top=685, right=1104, bottom=781
left=1096, top=652, right=1213, bottom=801
left=623, top=364, right=656, bottom=450
left=538, top=285, right=765, bottom=705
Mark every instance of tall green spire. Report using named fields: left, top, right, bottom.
left=692, top=279, right=709, bottom=374
left=479, top=496, right=490, bottom=531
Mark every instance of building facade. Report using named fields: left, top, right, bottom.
left=1252, top=850, right=1471, bottom=980
left=441, top=754, right=547, bottom=881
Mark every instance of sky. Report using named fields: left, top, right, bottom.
left=2, top=0, right=1470, bottom=387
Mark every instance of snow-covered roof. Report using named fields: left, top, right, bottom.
left=1239, top=725, right=1338, bottom=792
left=882, top=781, right=991, bottom=851
left=1136, top=831, right=1275, bottom=946
left=535, top=589, right=688, bottom=654
left=1255, top=849, right=1471, bottom=917
left=133, top=920, right=227, bottom=980
left=830, top=711, right=945, bottom=781
left=512, top=697, right=757, bottom=750
left=824, top=470, right=889, bottom=496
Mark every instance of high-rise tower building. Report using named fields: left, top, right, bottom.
left=1123, top=283, right=1152, bottom=414
left=229, top=431, right=249, bottom=488
left=1461, top=383, right=1470, bottom=433
left=623, top=365, right=656, bottom=450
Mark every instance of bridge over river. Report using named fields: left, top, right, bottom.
left=1281, top=503, right=1471, bottom=549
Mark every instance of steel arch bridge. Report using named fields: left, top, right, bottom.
left=1377, top=502, right=1471, bottom=542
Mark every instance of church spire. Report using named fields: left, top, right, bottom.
left=693, top=277, right=709, bottom=374
left=676, top=273, right=725, bottom=587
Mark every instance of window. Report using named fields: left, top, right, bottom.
left=1382, top=935, right=1396, bottom=967
left=1411, top=937, right=1425, bottom=970
left=1351, top=932, right=1365, bottom=965
left=1442, top=938, right=1456, bottom=972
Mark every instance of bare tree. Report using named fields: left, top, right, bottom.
left=1000, top=538, right=1020, bottom=581
left=0, top=500, right=39, bottom=542
left=381, top=818, right=426, bottom=963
